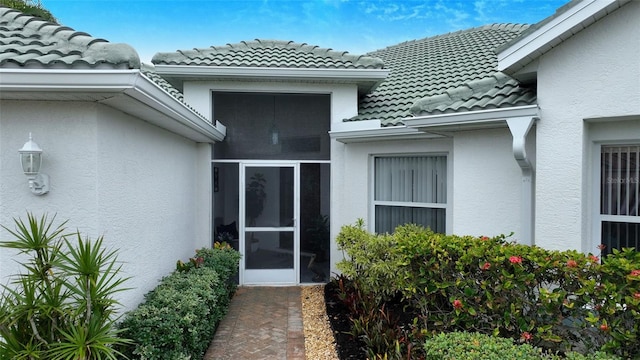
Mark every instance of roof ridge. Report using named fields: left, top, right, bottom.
left=409, top=73, right=533, bottom=116
left=0, top=5, right=140, bottom=69
left=153, top=38, right=384, bottom=69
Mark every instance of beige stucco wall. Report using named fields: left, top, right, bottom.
left=0, top=100, right=211, bottom=311
left=534, top=1, right=640, bottom=252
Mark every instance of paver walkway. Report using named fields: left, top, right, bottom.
left=204, top=286, right=305, bottom=360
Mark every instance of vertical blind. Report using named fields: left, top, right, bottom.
left=375, top=156, right=446, bottom=203
left=601, top=145, right=639, bottom=216
left=600, top=145, right=640, bottom=255
left=374, top=156, right=446, bottom=234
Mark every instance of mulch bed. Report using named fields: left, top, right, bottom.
left=324, top=281, right=421, bottom=359
left=324, top=281, right=366, bottom=359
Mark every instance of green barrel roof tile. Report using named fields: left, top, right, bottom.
left=0, top=6, right=140, bottom=69
left=353, top=23, right=535, bottom=126
left=152, top=39, right=384, bottom=70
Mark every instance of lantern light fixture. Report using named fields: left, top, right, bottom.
left=18, top=133, right=49, bottom=196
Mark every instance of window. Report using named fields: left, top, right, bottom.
left=600, top=145, right=640, bottom=255
left=374, top=155, right=447, bottom=234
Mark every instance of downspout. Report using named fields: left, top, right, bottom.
left=506, top=116, right=537, bottom=246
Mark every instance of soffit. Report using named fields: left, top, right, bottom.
left=497, top=0, right=631, bottom=78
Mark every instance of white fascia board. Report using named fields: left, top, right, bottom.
left=154, top=65, right=389, bottom=82
left=403, top=105, right=539, bottom=130
left=124, top=74, right=224, bottom=142
left=0, top=69, right=140, bottom=90
left=0, top=69, right=224, bottom=143
left=329, top=119, right=441, bottom=143
left=498, top=0, right=628, bottom=73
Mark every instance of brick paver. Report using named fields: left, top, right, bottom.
left=204, top=286, right=305, bottom=360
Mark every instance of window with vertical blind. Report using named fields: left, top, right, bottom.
left=374, top=155, right=447, bottom=234
left=600, top=145, right=640, bottom=255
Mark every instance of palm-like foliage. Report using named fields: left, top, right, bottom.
left=0, top=213, right=130, bottom=359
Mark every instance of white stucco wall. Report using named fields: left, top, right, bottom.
left=0, top=100, right=211, bottom=311
left=1, top=101, right=99, bottom=281
left=534, top=1, right=640, bottom=252
left=330, top=136, right=454, bottom=274
left=452, top=128, right=525, bottom=240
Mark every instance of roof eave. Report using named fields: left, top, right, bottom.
left=497, top=0, right=630, bottom=78
left=0, top=69, right=224, bottom=143
left=329, top=119, right=443, bottom=143
left=403, top=105, right=540, bottom=133
left=154, top=65, right=389, bottom=94
left=330, top=106, right=540, bottom=143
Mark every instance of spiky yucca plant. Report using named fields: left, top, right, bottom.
left=0, top=213, right=130, bottom=359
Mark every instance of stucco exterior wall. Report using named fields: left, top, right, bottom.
left=1, top=101, right=100, bottom=280
left=0, top=100, right=211, bottom=311
left=452, top=128, right=525, bottom=240
left=331, top=137, right=453, bottom=274
left=534, top=1, right=640, bottom=252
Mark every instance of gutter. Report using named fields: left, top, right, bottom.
left=154, top=65, right=389, bottom=94
left=331, top=105, right=539, bottom=245
left=0, top=69, right=225, bottom=143
left=329, top=120, right=441, bottom=143
left=154, top=65, right=389, bottom=81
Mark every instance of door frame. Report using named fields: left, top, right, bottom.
left=240, top=161, right=300, bottom=285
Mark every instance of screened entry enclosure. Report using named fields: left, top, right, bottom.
left=212, top=93, right=330, bottom=284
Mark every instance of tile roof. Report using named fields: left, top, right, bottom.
left=0, top=6, right=140, bottom=69
left=152, top=39, right=384, bottom=70
left=140, top=63, right=210, bottom=120
left=141, top=63, right=185, bottom=102
left=410, top=72, right=536, bottom=115
left=351, top=24, right=535, bottom=126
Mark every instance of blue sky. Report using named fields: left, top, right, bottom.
left=41, top=0, right=568, bottom=63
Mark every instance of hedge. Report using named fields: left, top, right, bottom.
left=424, top=332, right=620, bottom=360
left=336, top=221, right=640, bottom=358
left=118, top=243, right=240, bottom=359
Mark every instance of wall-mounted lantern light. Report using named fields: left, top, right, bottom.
left=18, top=133, right=49, bottom=196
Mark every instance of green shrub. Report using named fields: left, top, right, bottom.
left=119, top=244, right=240, bottom=360
left=423, top=332, right=621, bottom=360
left=0, top=213, right=130, bottom=360
left=424, top=332, right=547, bottom=360
left=336, top=221, right=640, bottom=358
left=119, top=268, right=221, bottom=359
left=336, top=219, right=400, bottom=302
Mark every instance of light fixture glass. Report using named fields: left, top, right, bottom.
left=270, top=124, right=279, bottom=145
left=18, top=133, right=49, bottom=196
left=269, top=95, right=279, bottom=145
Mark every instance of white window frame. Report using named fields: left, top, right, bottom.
left=592, top=142, right=640, bottom=255
left=370, top=153, right=450, bottom=234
